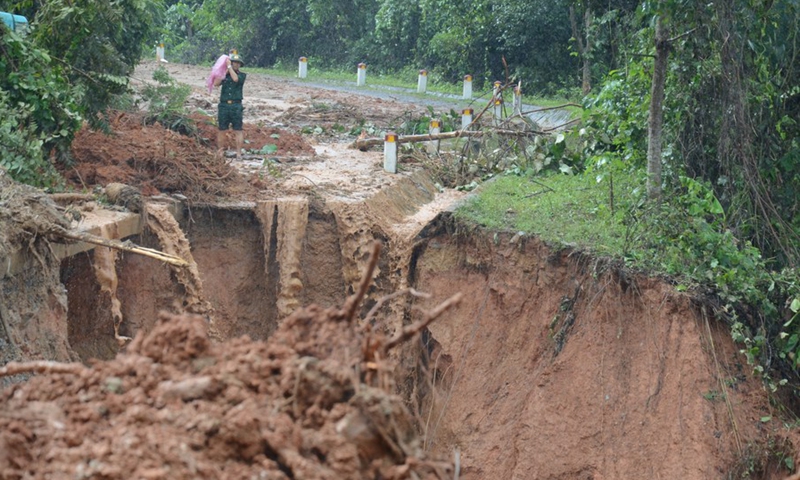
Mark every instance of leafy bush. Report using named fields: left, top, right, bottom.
left=139, top=66, right=194, bottom=135
left=0, top=28, right=81, bottom=187
left=29, top=0, right=161, bottom=128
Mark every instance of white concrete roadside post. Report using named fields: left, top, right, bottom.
left=384, top=132, right=398, bottom=173
left=463, top=74, right=473, bottom=99
left=428, top=119, right=441, bottom=153
left=298, top=57, right=308, bottom=78
left=513, top=83, right=522, bottom=116
left=357, top=63, right=367, bottom=86
left=493, top=80, right=502, bottom=100
left=417, top=69, right=428, bottom=93
left=461, top=108, right=474, bottom=130
left=493, top=98, right=504, bottom=125
left=156, top=42, right=166, bottom=62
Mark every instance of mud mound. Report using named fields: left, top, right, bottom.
left=0, top=305, right=453, bottom=479
left=0, top=172, right=69, bottom=251
left=66, top=110, right=313, bottom=201
left=189, top=113, right=315, bottom=158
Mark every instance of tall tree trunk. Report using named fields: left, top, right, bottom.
left=647, top=15, right=669, bottom=200
left=569, top=3, right=592, bottom=95
left=581, top=7, right=592, bottom=94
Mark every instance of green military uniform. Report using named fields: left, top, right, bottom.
left=218, top=70, right=246, bottom=131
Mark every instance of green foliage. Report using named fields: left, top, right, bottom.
left=27, top=0, right=163, bottom=127
left=140, top=66, right=194, bottom=134
left=158, top=0, right=590, bottom=94
left=0, top=27, right=81, bottom=187
left=391, top=106, right=460, bottom=136
left=639, top=177, right=765, bottom=305
left=455, top=168, right=637, bottom=254
left=582, top=64, right=650, bottom=169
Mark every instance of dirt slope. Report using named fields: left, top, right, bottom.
left=409, top=219, right=796, bottom=479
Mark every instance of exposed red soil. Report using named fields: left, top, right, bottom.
left=0, top=307, right=453, bottom=479
left=410, top=224, right=800, bottom=479
left=4, top=60, right=800, bottom=480
left=65, top=110, right=314, bottom=201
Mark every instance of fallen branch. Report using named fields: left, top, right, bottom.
left=350, top=130, right=483, bottom=150
left=0, top=360, right=85, bottom=378
left=362, top=288, right=432, bottom=330
left=350, top=128, right=549, bottom=151
left=541, top=118, right=582, bottom=132
left=343, top=241, right=382, bottom=323
left=48, top=193, right=95, bottom=203
left=49, top=225, right=189, bottom=267
left=384, top=292, right=463, bottom=352
left=520, top=103, right=583, bottom=115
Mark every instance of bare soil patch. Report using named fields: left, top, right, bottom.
left=0, top=304, right=454, bottom=479
left=65, top=110, right=314, bottom=201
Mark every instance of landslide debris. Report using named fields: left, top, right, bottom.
left=0, top=171, right=70, bottom=252
left=0, top=300, right=454, bottom=479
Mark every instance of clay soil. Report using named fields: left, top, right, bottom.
left=3, top=61, right=800, bottom=480
left=0, top=306, right=453, bottom=479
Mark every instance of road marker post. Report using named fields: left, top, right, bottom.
left=357, top=63, right=367, bottom=86
left=298, top=57, right=308, bottom=78
left=462, top=74, right=473, bottom=99
left=493, top=80, right=502, bottom=100
left=156, top=42, right=166, bottom=62
left=513, top=84, right=522, bottom=115
left=428, top=119, right=441, bottom=153
left=417, top=70, right=428, bottom=93
left=493, top=98, right=504, bottom=125
left=383, top=132, right=398, bottom=173
left=461, top=108, right=474, bottom=130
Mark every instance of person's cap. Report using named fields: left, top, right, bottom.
left=229, top=53, right=244, bottom=65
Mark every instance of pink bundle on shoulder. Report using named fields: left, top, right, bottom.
left=206, top=54, right=229, bottom=94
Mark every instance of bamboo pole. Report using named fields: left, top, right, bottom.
left=50, top=226, right=189, bottom=267
left=0, top=360, right=85, bottom=378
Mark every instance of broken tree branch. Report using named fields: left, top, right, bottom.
left=344, top=241, right=382, bottom=323
left=48, top=193, right=96, bottom=203
left=0, top=360, right=85, bottom=378
left=362, top=288, right=432, bottom=330
left=384, top=292, right=463, bottom=352
left=520, top=103, right=583, bottom=115
left=350, top=130, right=483, bottom=150
left=49, top=225, right=189, bottom=267
left=350, top=127, right=549, bottom=151
left=541, top=118, right=582, bottom=132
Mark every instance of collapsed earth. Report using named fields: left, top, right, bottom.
left=0, top=60, right=798, bottom=479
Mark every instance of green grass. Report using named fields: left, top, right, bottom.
left=246, top=63, right=576, bottom=109
left=455, top=170, right=643, bottom=256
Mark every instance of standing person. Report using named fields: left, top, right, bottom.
left=214, top=52, right=246, bottom=159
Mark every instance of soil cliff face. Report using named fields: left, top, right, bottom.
left=409, top=216, right=787, bottom=479
left=0, top=175, right=78, bottom=384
